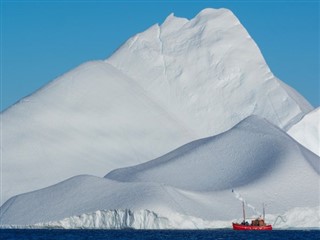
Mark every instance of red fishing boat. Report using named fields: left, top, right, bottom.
left=232, top=202, right=272, bottom=230
left=232, top=222, right=272, bottom=230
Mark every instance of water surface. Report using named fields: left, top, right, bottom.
left=1, top=229, right=319, bottom=240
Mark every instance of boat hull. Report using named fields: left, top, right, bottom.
left=232, top=223, right=272, bottom=230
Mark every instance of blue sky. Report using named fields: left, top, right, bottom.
left=1, top=1, right=319, bottom=111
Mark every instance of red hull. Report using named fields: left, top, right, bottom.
left=232, top=223, right=272, bottom=230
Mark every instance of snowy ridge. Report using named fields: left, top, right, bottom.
left=107, top=8, right=312, bottom=135
left=287, top=107, right=320, bottom=156
left=1, top=207, right=319, bottom=229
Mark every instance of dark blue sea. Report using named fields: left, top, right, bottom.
left=0, top=229, right=319, bottom=240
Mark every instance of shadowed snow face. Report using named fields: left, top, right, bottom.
left=105, top=116, right=319, bottom=191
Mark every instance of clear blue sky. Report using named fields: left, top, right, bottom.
left=1, top=1, right=319, bottom=111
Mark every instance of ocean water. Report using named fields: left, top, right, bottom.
left=0, top=229, right=319, bottom=240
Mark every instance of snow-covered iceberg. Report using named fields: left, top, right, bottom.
left=0, top=8, right=314, bottom=204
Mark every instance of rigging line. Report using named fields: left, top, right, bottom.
left=273, top=215, right=287, bottom=226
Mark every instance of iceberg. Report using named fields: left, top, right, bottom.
left=0, top=8, right=314, bottom=204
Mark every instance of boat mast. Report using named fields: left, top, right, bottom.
left=263, top=203, right=265, bottom=220
left=242, top=201, right=246, bottom=222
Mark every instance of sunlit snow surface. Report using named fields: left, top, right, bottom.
left=288, top=107, right=320, bottom=156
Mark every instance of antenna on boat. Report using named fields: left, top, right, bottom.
left=263, top=203, right=265, bottom=220
left=242, top=201, right=246, bottom=222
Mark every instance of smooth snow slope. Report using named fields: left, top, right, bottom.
left=287, top=107, right=320, bottom=156
left=1, top=117, right=319, bottom=227
left=1, top=62, right=194, bottom=203
left=1, top=8, right=313, bottom=203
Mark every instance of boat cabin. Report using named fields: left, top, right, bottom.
left=251, top=218, right=266, bottom=226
